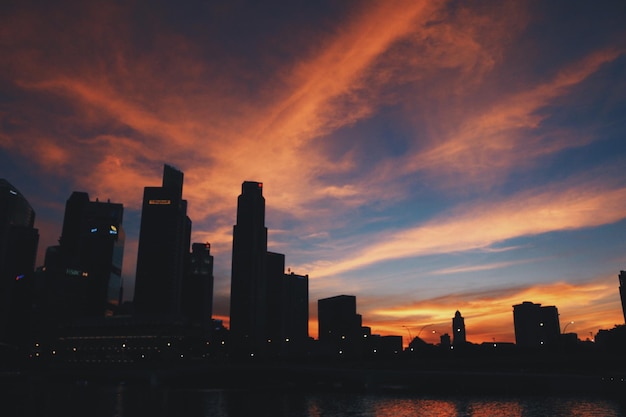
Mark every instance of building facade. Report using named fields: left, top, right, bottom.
left=318, top=295, right=362, bottom=355
left=618, top=271, right=626, bottom=322
left=513, top=301, right=560, bottom=348
left=134, top=165, right=191, bottom=317
left=182, top=242, right=214, bottom=331
left=45, top=191, right=125, bottom=320
left=229, top=181, right=268, bottom=354
left=0, top=180, right=39, bottom=344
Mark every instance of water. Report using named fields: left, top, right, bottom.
left=5, top=382, right=626, bottom=417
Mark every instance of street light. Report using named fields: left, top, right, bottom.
left=417, top=324, right=433, bottom=338
left=402, top=325, right=413, bottom=340
left=563, top=321, right=574, bottom=333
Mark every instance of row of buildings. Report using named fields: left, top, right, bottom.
left=2, top=168, right=626, bottom=365
left=0, top=167, right=311, bottom=362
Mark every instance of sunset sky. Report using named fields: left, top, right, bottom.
left=2, top=0, right=626, bottom=344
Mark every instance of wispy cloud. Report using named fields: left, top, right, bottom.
left=430, top=258, right=546, bottom=276
left=306, top=178, right=626, bottom=279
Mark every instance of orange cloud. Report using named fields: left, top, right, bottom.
left=404, top=47, right=624, bottom=186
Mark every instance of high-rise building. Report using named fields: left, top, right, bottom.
left=282, top=271, right=309, bottom=348
left=618, top=271, right=626, bottom=322
left=265, top=251, right=309, bottom=354
left=513, top=301, right=560, bottom=348
left=318, top=295, right=362, bottom=354
left=0, top=180, right=39, bottom=343
left=182, top=242, right=214, bottom=330
left=134, top=165, right=191, bottom=317
left=44, top=191, right=124, bottom=319
left=266, top=251, right=285, bottom=349
left=452, top=310, right=467, bottom=346
left=229, top=181, right=268, bottom=354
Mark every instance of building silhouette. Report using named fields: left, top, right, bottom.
left=618, top=271, right=626, bottom=322
left=230, top=181, right=268, bottom=354
left=266, top=251, right=285, bottom=351
left=282, top=271, right=309, bottom=351
left=452, top=310, right=467, bottom=347
left=318, top=295, right=362, bottom=355
left=182, top=242, right=214, bottom=331
left=264, top=253, right=309, bottom=354
left=44, top=191, right=124, bottom=320
left=513, top=301, right=560, bottom=348
left=133, top=165, right=191, bottom=317
left=0, top=180, right=39, bottom=345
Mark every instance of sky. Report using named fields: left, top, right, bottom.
left=1, top=0, right=626, bottom=345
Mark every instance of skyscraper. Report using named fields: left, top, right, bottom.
left=44, top=191, right=124, bottom=319
left=229, top=181, right=268, bottom=354
left=265, top=251, right=285, bottom=349
left=452, top=310, right=467, bottom=346
left=282, top=271, right=309, bottom=348
left=134, top=165, right=191, bottom=317
left=618, top=271, right=626, bottom=322
left=0, top=180, right=39, bottom=343
left=513, top=301, right=560, bottom=348
left=182, top=242, right=214, bottom=330
left=265, top=251, right=309, bottom=354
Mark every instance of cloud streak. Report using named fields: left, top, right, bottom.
left=307, top=179, right=626, bottom=279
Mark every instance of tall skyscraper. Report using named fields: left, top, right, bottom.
left=618, top=271, right=626, bottom=322
left=0, top=180, right=39, bottom=343
left=182, top=242, right=214, bottom=331
left=513, top=301, right=560, bottom=348
left=229, top=181, right=268, bottom=354
left=452, top=310, right=467, bottom=346
left=134, top=165, right=191, bottom=317
left=44, top=191, right=124, bottom=319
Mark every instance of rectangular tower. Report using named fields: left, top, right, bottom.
left=0, top=180, right=39, bottom=344
left=618, top=271, right=626, bottom=322
left=183, top=242, right=214, bottom=331
left=265, top=251, right=285, bottom=349
left=229, top=181, right=268, bottom=354
left=47, top=191, right=125, bottom=319
left=283, top=271, right=309, bottom=348
left=318, top=295, right=361, bottom=355
left=134, top=165, right=191, bottom=317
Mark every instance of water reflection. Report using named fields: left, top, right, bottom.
left=9, top=382, right=626, bottom=417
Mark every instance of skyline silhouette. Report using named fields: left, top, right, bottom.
left=2, top=171, right=625, bottom=351
left=1, top=1, right=626, bottom=344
